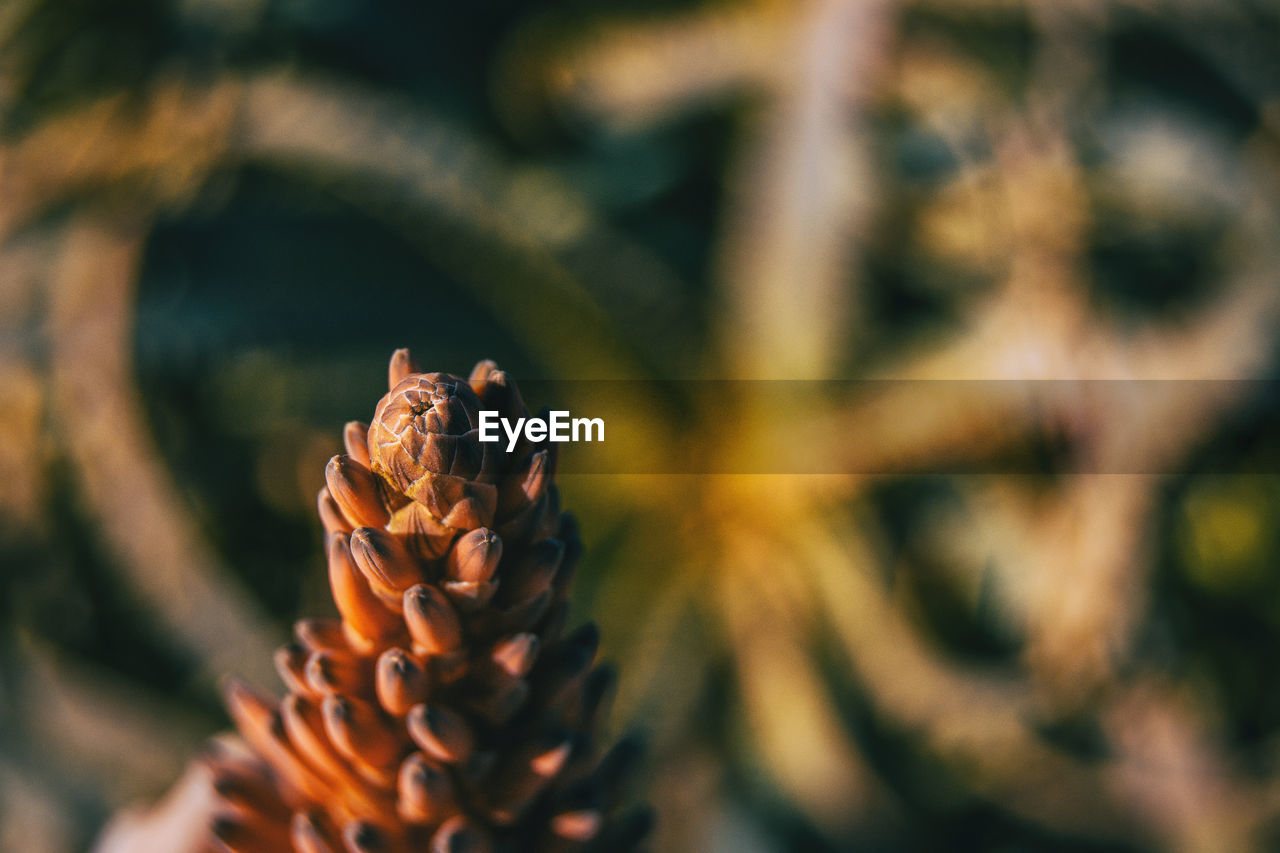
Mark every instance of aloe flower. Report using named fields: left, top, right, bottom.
left=97, top=351, right=649, bottom=853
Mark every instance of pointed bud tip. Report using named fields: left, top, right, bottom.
left=344, top=821, right=388, bottom=852
left=552, top=809, right=603, bottom=841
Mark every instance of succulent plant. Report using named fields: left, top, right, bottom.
left=99, top=351, right=648, bottom=853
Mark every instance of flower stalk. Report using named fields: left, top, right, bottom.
left=103, top=351, right=648, bottom=853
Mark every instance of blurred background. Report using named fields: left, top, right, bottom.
left=3, top=0, right=1280, bottom=850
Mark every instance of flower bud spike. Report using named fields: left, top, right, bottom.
left=536, top=624, right=599, bottom=721
left=210, top=813, right=288, bottom=853
left=396, top=752, right=457, bottom=823
left=341, top=820, right=396, bottom=853
left=291, top=812, right=338, bottom=853
left=208, top=758, right=286, bottom=819
left=343, top=421, right=372, bottom=469
left=327, top=456, right=392, bottom=529
left=551, top=809, right=603, bottom=842
left=521, top=450, right=551, bottom=504
left=531, top=738, right=574, bottom=778
left=441, top=578, right=499, bottom=612
left=306, top=649, right=374, bottom=698
left=367, top=374, right=496, bottom=527
left=484, top=735, right=573, bottom=824
left=319, top=488, right=355, bottom=537
left=497, top=451, right=549, bottom=519
left=280, top=695, right=388, bottom=814
left=280, top=695, right=349, bottom=784
left=466, top=360, right=499, bottom=392
left=427, top=650, right=470, bottom=685
left=403, top=583, right=462, bottom=655
left=472, top=369, right=528, bottom=441
left=222, top=679, right=328, bottom=803
left=501, top=538, right=563, bottom=606
left=406, top=704, right=475, bottom=765
left=446, top=528, right=503, bottom=584
left=222, top=678, right=278, bottom=742
left=207, top=778, right=275, bottom=819
left=386, top=502, right=457, bottom=558
left=328, top=535, right=400, bottom=647
left=123, top=356, right=647, bottom=853
left=295, top=618, right=353, bottom=654
left=486, top=589, right=552, bottom=636
left=323, top=695, right=404, bottom=771
left=430, top=815, right=493, bottom=853
left=388, top=348, right=419, bottom=390
left=275, top=643, right=316, bottom=699
left=469, top=678, right=529, bottom=727
left=492, top=633, right=539, bottom=679
left=350, top=526, right=424, bottom=597
left=375, top=648, right=429, bottom=716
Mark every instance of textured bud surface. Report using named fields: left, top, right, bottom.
left=368, top=374, right=498, bottom=530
